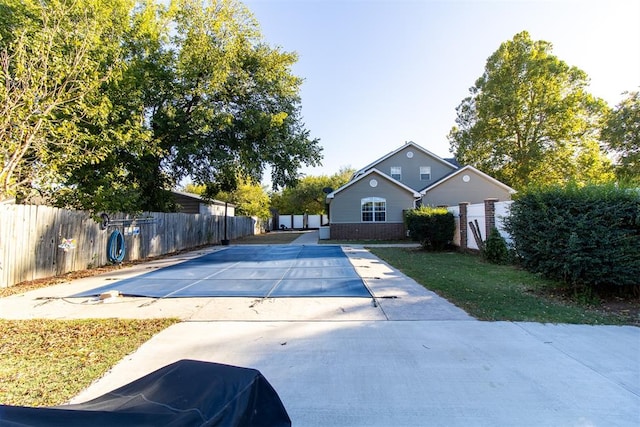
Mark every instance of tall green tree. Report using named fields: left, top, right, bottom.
left=57, top=0, right=176, bottom=211
left=1, top=0, right=322, bottom=213
left=150, top=0, right=321, bottom=202
left=448, top=31, right=614, bottom=190
left=0, top=0, right=134, bottom=203
left=271, top=167, right=354, bottom=214
left=55, top=0, right=169, bottom=212
left=601, top=90, right=640, bottom=183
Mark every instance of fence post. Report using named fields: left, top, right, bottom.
left=484, top=198, right=498, bottom=239
left=458, top=202, right=469, bottom=250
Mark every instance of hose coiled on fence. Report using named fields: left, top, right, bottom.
left=107, top=229, right=126, bottom=263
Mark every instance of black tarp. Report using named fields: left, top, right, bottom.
left=0, top=359, right=291, bottom=427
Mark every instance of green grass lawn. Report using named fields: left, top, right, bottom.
left=368, top=247, right=630, bottom=325
left=0, top=318, right=179, bottom=407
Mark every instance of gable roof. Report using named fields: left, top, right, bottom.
left=327, top=168, right=422, bottom=199
left=353, top=141, right=458, bottom=179
left=419, top=165, right=516, bottom=195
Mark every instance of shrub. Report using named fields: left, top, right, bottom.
left=484, top=227, right=508, bottom=264
left=504, top=183, right=640, bottom=289
left=405, top=207, right=455, bottom=251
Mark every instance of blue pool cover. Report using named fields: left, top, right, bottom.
left=71, top=245, right=371, bottom=298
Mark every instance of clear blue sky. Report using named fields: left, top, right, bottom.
left=243, top=0, right=640, bottom=179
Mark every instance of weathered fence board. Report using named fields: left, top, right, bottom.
left=0, top=204, right=261, bottom=288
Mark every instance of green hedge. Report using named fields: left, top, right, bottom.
left=505, top=184, right=640, bottom=288
left=405, top=207, right=455, bottom=251
left=484, top=228, right=509, bottom=264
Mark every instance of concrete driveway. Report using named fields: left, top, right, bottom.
left=2, top=231, right=639, bottom=426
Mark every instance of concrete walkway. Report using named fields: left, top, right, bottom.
left=70, top=321, right=640, bottom=427
left=2, top=234, right=639, bottom=426
left=290, top=229, right=321, bottom=245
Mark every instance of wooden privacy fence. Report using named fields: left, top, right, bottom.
left=0, top=204, right=261, bottom=288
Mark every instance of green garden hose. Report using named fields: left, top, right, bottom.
left=107, top=229, right=126, bottom=263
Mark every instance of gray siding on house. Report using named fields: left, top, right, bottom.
left=367, top=145, right=456, bottom=191
left=330, top=172, right=417, bottom=223
left=421, top=170, right=513, bottom=206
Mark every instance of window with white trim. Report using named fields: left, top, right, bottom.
left=420, top=166, right=431, bottom=181
left=390, top=167, right=401, bottom=180
left=361, top=197, right=386, bottom=222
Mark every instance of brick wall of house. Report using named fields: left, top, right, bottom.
left=330, top=223, right=406, bottom=240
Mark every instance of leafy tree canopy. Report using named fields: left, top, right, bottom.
left=448, top=31, right=614, bottom=190
left=270, top=167, right=354, bottom=214
left=1, top=0, right=322, bottom=212
left=0, top=0, right=136, bottom=205
left=157, top=0, right=322, bottom=198
left=601, top=90, right=640, bottom=183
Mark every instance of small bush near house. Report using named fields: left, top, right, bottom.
left=484, top=227, right=509, bottom=264
left=405, top=206, right=455, bottom=251
left=505, top=183, right=640, bottom=292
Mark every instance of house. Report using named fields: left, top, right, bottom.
left=171, top=191, right=235, bottom=216
left=326, top=141, right=515, bottom=240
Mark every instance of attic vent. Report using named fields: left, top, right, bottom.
left=406, top=151, right=414, bottom=158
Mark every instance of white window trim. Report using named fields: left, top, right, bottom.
left=361, top=197, right=386, bottom=222
left=390, top=166, right=402, bottom=181
left=420, top=166, right=431, bottom=181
